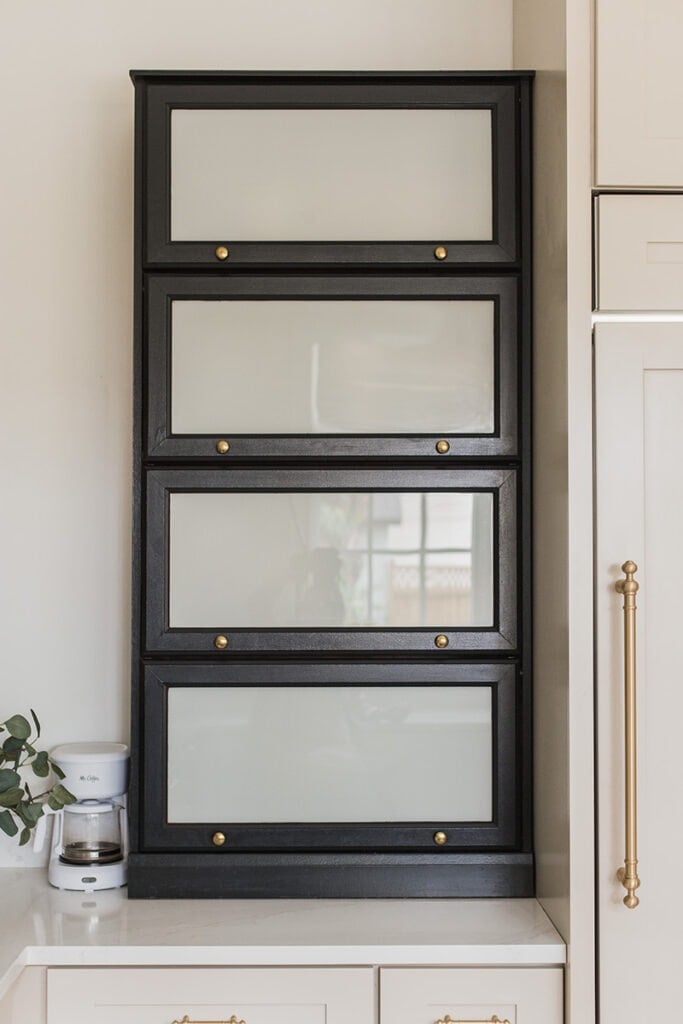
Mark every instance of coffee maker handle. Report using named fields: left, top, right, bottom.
left=33, top=803, right=59, bottom=854
left=33, top=812, right=49, bottom=853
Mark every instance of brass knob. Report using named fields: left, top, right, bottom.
left=435, top=439, right=450, bottom=454
left=434, top=245, right=448, bottom=261
left=216, top=439, right=230, bottom=454
left=215, top=245, right=229, bottom=260
left=214, top=634, right=228, bottom=650
left=212, top=831, right=226, bottom=847
left=433, top=831, right=448, bottom=846
left=434, top=634, right=449, bottom=649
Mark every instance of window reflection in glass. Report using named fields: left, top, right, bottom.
left=169, top=491, right=494, bottom=628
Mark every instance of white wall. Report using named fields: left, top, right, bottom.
left=0, top=0, right=512, bottom=864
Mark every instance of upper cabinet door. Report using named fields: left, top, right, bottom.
left=596, top=0, right=683, bottom=186
left=133, top=72, right=531, bottom=267
left=145, top=274, right=519, bottom=460
left=145, top=467, right=518, bottom=654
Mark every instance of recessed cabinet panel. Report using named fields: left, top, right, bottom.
left=596, top=195, right=683, bottom=310
left=379, top=967, right=563, bottom=1024
left=48, top=967, right=375, bottom=1024
left=171, top=108, right=492, bottom=242
left=167, top=685, right=493, bottom=824
left=142, top=662, right=518, bottom=853
left=146, top=274, right=517, bottom=459
left=136, top=73, right=529, bottom=266
left=169, top=491, right=494, bottom=629
left=172, top=300, right=494, bottom=435
left=144, top=468, right=517, bottom=653
left=596, top=0, right=683, bottom=185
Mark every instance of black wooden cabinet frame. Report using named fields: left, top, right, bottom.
left=132, top=71, right=529, bottom=269
left=145, top=273, right=519, bottom=460
left=129, top=70, right=533, bottom=899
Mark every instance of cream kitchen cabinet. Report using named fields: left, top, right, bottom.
left=595, top=323, right=683, bottom=1022
left=596, top=0, right=683, bottom=185
left=46, top=966, right=564, bottom=1024
left=380, top=967, right=563, bottom=1024
left=596, top=195, right=683, bottom=310
left=47, top=967, right=374, bottom=1024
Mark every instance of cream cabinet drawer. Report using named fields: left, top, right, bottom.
left=379, top=967, right=563, bottom=1024
left=46, top=967, right=374, bottom=1024
left=597, top=195, right=683, bottom=310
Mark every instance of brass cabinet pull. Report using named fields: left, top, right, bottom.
left=615, top=560, right=641, bottom=909
left=172, top=1016, right=245, bottom=1024
left=435, top=1016, right=510, bottom=1024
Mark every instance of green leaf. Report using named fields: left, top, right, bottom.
left=18, top=827, right=31, bottom=846
left=4, top=715, right=31, bottom=741
left=30, top=709, right=41, bottom=739
left=24, top=743, right=36, bottom=757
left=31, top=751, right=49, bottom=778
left=0, top=769, right=20, bottom=793
left=0, top=787, right=23, bottom=808
left=0, top=810, right=18, bottom=837
left=52, top=784, right=77, bottom=806
left=2, top=736, right=23, bottom=758
left=50, top=761, right=65, bottom=780
left=19, top=801, right=43, bottom=824
left=47, top=793, right=63, bottom=811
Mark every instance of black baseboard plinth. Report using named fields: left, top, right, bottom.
left=127, top=852, right=534, bottom=899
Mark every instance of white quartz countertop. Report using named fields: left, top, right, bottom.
left=0, top=868, right=565, bottom=998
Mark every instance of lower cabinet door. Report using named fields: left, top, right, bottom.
left=47, top=967, right=374, bottom=1024
left=379, top=967, right=563, bottom=1024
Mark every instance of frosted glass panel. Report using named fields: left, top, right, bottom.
left=171, top=109, right=493, bottom=241
left=171, top=300, right=495, bottom=435
left=169, top=491, right=493, bottom=628
left=167, top=686, right=492, bottom=823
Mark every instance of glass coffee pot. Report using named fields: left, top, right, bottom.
left=59, top=801, right=123, bottom=866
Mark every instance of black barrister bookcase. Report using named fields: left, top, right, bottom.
left=128, top=71, right=533, bottom=898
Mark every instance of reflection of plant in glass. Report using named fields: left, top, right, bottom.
left=316, top=496, right=369, bottom=624
left=0, top=711, right=76, bottom=845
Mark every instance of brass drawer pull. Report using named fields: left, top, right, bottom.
left=172, top=1016, right=246, bottom=1024
left=435, top=1016, right=510, bottom=1024
left=615, top=560, right=641, bottom=909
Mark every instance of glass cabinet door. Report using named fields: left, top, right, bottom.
left=142, top=662, right=518, bottom=851
left=144, top=467, right=517, bottom=653
left=135, top=74, right=527, bottom=267
left=146, top=275, right=518, bottom=459
left=170, top=108, right=493, bottom=242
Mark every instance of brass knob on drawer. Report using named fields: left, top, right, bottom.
left=212, top=832, right=226, bottom=847
left=214, top=634, right=229, bottom=650
left=215, top=245, right=229, bottom=260
left=433, top=830, right=448, bottom=846
left=216, top=439, right=230, bottom=454
left=435, top=439, right=450, bottom=454
left=434, top=245, right=448, bottom=260
left=434, top=634, right=449, bottom=649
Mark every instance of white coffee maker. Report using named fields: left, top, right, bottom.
left=34, top=742, right=129, bottom=892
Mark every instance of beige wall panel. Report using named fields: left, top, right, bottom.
left=0, top=0, right=512, bottom=867
left=514, top=0, right=596, bottom=1021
